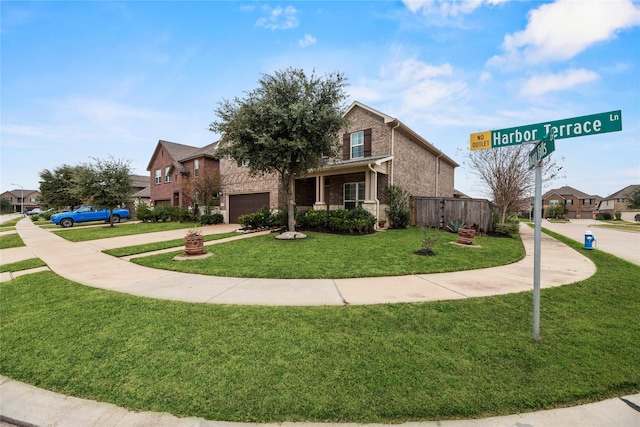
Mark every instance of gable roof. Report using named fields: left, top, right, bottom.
left=344, top=101, right=459, bottom=168
left=146, top=140, right=219, bottom=173
left=131, top=174, right=150, bottom=189
left=3, top=189, right=40, bottom=198
left=542, top=186, right=597, bottom=200
left=603, top=184, right=640, bottom=200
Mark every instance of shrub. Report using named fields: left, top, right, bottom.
left=446, top=220, right=466, bottom=233
left=200, top=212, right=224, bottom=225
left=239, top=206, right=285, bottom=229
left=596, top=213, right=612, bottom=220
left=135, top=204, right=155, bottom=222
left=296, top=206, right=375, bottom=234
left=40, top=211, right=53, bottom=221
left=30, top=214, right=40, bottom=222
left=385, top=185, right=412, bottom=229
left=415, top=227, right=440, bottom=256
left=492, top=213, right=519, bottom=236
left=615, top=211, right=622, bottom=220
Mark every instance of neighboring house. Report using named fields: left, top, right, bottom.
left=218, top=101, right=458, bottom=224
left=127, top=174, right=151, bottom=211
left=598, top=184, right=640, bottom=221
left=146, top=140, right=219, bottom=208
left=0, top=189, right=41, bottom=213
left=542, top=186, right=600, bottom=219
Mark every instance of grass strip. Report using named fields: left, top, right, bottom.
left=0, top=258, right=47, bottom=273
left=103, top=232, right=240, bottom=257
left=0, top=233, right=25, bottom=249
left=53, top=222, right=206, bottom=242
left=131, top=228, right=525, bottom=279
left=1, top=239, right=638, bottom=423
left=0, top=218, right=22, bottom=228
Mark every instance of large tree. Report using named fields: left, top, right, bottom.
left=466, top=144, right=563, bottom=223
left=627, top=187, right=640, bottom=209
left=210, top=68, right=349, bottom=232
left=74, top=156, right=132, bottom=226
left=39, top=164, right=83, bottom=210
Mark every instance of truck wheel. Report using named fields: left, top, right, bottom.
left=60, top=218, right=74, bottom=228
left=111, top=215, right=121, bottom=223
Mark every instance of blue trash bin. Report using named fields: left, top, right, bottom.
left=584, top=230, right=596, bottom=250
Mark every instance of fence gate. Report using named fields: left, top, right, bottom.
left=414, top=197, right=492, bottom=232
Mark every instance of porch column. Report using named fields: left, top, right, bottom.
left=314, top=176, right=326, bottom=210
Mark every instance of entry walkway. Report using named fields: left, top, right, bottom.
left=7, top=218, right=596, bottom=305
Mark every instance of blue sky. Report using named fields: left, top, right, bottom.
left=2, top=0, right=639, bottom=199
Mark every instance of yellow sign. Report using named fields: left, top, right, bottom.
left=470, top=131, right=491, bottom=150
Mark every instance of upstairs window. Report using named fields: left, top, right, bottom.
left=549, top=199, right=559, bottom=206
left=155, top=169, right=161, bottom=184
left=194, top=159, right=199, bottom=177
left=165, top=167, right=171, bottom=183
left=583, top=199, right=592, bottom=205
left=565, top=199, right=573, bottom=205
left=351, top=131, right=364, bottom=159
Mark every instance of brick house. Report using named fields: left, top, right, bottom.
left=598, top=184, right=640, bottom=221
left=1, top=189, right=41, bottom=213
left=218, top=101, right=458, bottom=224
left=542, top=186, right=600, bottom=219
left=146, top=140, right=219, bottom=208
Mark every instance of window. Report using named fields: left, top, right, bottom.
left=194, top=159, right=199, bottom=177
left=344, top=182, right=365, bottom=209
left=351, top=131, right=364, bottom=159
left=583, top=199, right=592, bottom=205
left=549, top=199, right=559, bottom=206
left=565, top=199, right=573, bottom=205
left=155, top=169, right=161, bottom=184
left=164, top=167, right=171, bottom=183
left=242, top=158, right=250, bottom=167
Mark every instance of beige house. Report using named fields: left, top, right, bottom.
left=598, top=184, right=640, bottom=221
left=1, top=189, right=41, bottom=213
left=218, top=101, right=458, bottom=224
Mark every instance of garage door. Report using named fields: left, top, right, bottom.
left=228, top=193, right=270, bottom=224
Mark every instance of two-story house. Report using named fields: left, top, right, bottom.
left=598, top=184, right=640, bottom=221
left=146, top=140, right=219, bottom=208
left=542, top=186, right=600, bottom=219
left=1, top=189, right=41, bottom=213
left=218, top=101, right=458, bottom=223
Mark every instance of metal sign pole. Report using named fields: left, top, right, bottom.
left=533, top=158, right=542, bottom=341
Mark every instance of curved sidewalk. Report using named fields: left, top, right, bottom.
left=10, top=218, right=596, bottom=305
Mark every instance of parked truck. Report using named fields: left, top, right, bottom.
left=50, top=206, right=130, bottom=228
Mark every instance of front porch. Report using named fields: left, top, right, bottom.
left=295, top=156, right=392, bottom=223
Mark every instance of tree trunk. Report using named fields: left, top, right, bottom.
left=287, top=175, right=295, bottom=232
left=109, top=208, right=114, bottom=227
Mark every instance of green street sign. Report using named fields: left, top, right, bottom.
left=470, top=110, right=622, bottom=150
left=528, top=135, right=556, bottom=170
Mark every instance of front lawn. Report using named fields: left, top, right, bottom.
left=0, top=258, right=47, bottom=273
left=1, top=233, right=638, bottom=423
left=131, top=228, right=525, bottom=279
left=104, top=232, right=241, bottom=257
left=0, top=233, right=25, bottom=249
left=53, top=222, right=208, bottom=242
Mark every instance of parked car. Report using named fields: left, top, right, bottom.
left=26, top=208, right=42, bottom=216
left=635, top=214, right=640, bottom=222
left=50, top=206, right=130, bottom=228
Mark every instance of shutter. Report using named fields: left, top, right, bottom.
left=364, top=128, right=372, bottom=157
left=343, top=133, right=350, bottom=160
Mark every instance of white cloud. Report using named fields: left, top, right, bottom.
left=519, top=69, right=599, bottom=97
left=256, top=5, right=299, bottom=30
left=402, top=0, right=508, bottom=16
left=299, top=34, right=316, bottom=47
left=491, top=0, right=640, bottom=67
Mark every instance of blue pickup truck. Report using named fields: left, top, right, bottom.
left=50, top=206, right=131, bottom=228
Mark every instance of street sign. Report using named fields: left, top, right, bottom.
left=528, top=135, right=556, bottom=170
left=470, top=110, right=622, bottom=150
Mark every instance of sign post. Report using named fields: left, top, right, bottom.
left=469, top=111, right=622, bottom=342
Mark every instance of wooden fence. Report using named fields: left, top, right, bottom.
left=413, top=197, right=493, bottom=232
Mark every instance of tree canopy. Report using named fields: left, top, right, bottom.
left=466, top=144, right=563, bottom=223
left=74, top=156, right=132, bottom=226
left=627, top=187, right=640, bottom=209
left=210, top=68, right=349, bottom=231
left=39, top=164, right=84, bottom=210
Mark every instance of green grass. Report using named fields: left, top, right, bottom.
left=0, top=217, right=22, bottom=231
left=0, top=233, right=25, bottom=249
left=131, top=228, right=525, bottom=279
left=103, top=232, right=241, bottom=257
left=595, top=221, right=640, bottom=232
left=0, top=258, right=47, bottom=273
left=53, top=222, right=206, bottom=242
left=1, top=234, right=638, bottom=423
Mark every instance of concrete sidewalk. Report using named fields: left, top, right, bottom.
left=8, top=217, right=596, bottom=305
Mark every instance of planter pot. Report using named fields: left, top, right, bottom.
left=457, top=228, right=475, bottom=245
left=378, top=220, right=387, bottom=228
left=184, top=235, right=205, bottom=256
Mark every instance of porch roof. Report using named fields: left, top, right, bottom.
left=304, top=155, right=393, bottom=177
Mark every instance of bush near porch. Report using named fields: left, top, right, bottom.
left=296, top=205, right=376, bottom=234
